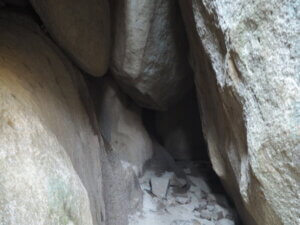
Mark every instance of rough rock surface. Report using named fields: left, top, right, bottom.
left=30, top=0, right=111, bottom=76
left=89, top=77, right=153, bottom=175
left=101, top=147, right=143, bottom=225
left=129, top=161, right=237, bottom=225
left=156, top=90, right=207, bottom=160
left=179, top=1, right=300, bottom=225
left=111, top=0, right=193, bottom=110
left=87, top=77, right=152, bottom=225
left=0, top=12, right=105, bottom=225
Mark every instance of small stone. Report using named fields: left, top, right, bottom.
left=192, top=219, right=201, bottom=225
left=215, top=210, right=225, bottom=220
left=211, top=211, right=221, bottom=221
left=198, top=219, right=215, bottom=225
left=170, top=220, right=193, bottom=225
left=206, top=204, right=215, bottom=211
left=225, top=214, right=235, bottom=221
left=216, top=218, right=235, bottom=225
left=170, top=175, right=187, bottom=187
left=156, top=200, right=167, bottom=211
left=175, top=196, right=191, bottom=204
left=214, top=205, right=233, bottom=219
left=150, top=174, right=170, bottom=199
left=198, top=200, right=208, bottom=210
left=207, top=193, right=217, bottom=203
left=200, top=209, right=212, bottom=220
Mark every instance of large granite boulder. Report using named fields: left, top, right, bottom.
left=179, top=1, right=300, bottom=225
left=88, top=77, right=153, bottom=175
left=0, top=12, right=105, bottom=225
left=30, top=0, right=111, bottom=76
left=111, top=0, right=193, bottom=110
left=100, top=144, right=143, bottom=225
left=87, top=77, right=152, bottom=225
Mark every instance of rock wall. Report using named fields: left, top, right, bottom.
left=0, top=12, right=106, bottom=225
left=111, top=0, right=193, bottom=110
left=89, top=77, right=153, bottom=175
left=87, top=77, right=152, bottom=225
left=30, top=0, right=111, bottom=77
left=179, top=1, right=300, bottom=225
left=0, top=1, right=299, bottom=225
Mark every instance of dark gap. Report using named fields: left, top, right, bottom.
left=142, top=84, right=243, bottom=224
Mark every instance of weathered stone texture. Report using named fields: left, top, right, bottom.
left=111, top=0, right=193, bottom=110
left=30, top=0, right=111, bottom=76
left=0, top=12, right=106, bottom=225
left=179, top=0, right=300, bottom=224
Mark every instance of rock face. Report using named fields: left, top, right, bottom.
left=156, top=90, right=207, bottom=160
left=0, top=12, right=105, bottom=225
left=87, top=77, right=152, bottom=225
left=111, top=0, right=193, bottom=110
left=100, top=147, right=143, bottom=225
left=179, top=1, right=300, bottom=225
left=30, top=0, right=111, bottom=76
left=89, top=77, right=153, bottom=175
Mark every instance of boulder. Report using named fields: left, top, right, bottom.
left=87, top=77, right=152, bottom=224
left=30, top=0, right=111, bottom=76
left=88, top=77, right=153, bottom=176
left=100, top=148, right=143, bottom=225
left=111, top=0, right=193, bottom=110
left=179, top=0, right=300, bottom=225
left=0, top=12, right=105, bottom=225
left=156, top=90, right=207, bottom=160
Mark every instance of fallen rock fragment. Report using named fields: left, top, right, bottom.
left=197, top=219, right=214, bottom=225
left=170, top=220, right=194, bottom=225
left=214, top=205, right=233, bottom=220
left=216, top=218, right=235, bottom=225
left=197, top=200, right=208, bottom=210
left=170, top=174, right=187, bottom=187
left=150, top=174, right=171, bottom=199
left=199, top=209, right=212, bottom=220
left=175, top=196, right=191, bottom=205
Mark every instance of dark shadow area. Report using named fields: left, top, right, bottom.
left=142, top=86, right=243, bottom=224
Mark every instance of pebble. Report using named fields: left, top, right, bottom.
left=199, top=209, right=212, bottom=220
left=170, top=175, right=187, bottom=187
left=175, top=196, right=192, bottom=204
left=216, top=218, right=235, bottom=225
left=198, top=219, right=215, bottom=225
left=214, top=205, right=232, bottom=219
left=206, top=204, right=215, bottom=211
left=170, top=220, right=193, bottom=225
left=198, top=200, right=207, bottom=210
